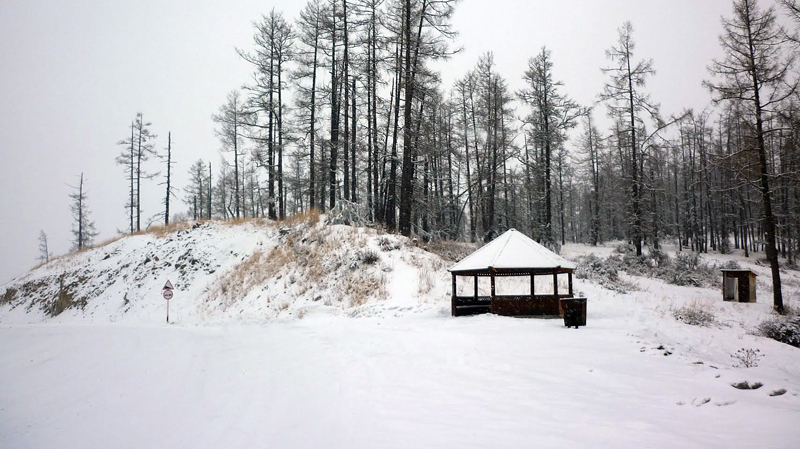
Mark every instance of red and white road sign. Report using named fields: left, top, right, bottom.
left=163, top=289, right=174, bottom=300
left=163, top=280, right=174, bottom=290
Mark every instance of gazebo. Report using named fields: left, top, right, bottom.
left=449, top=229, right=577, bottom=317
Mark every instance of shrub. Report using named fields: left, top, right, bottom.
left=722, top=260, right=741, bottom=270
left=731, top=348, right=762, bottom=368
left=675, top=252, right=701, bottom=271
left=648, top=248, right=671, bottom=268
left=418, top=269, right=434, bottom=294
left=573, top=254, right=638, bottom=293
left=673, top=301, right=715, bottom=326
left=422, top=240, right=477, bottom=263
left=378, top=236, right=400, bottom=252
left=359, top=248, right=380, bottom=265
left=615, top=243, right=635, bottom=255
left=757, top=315, right=800, bottom=348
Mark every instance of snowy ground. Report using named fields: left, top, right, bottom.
left=2, top=230, right=800, bottom=448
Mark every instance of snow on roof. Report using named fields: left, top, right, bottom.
left=449, top=229, right=576, bottom=272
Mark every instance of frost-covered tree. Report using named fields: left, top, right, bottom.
left=519, top=46, right=582, bottom=245
left=601, top=21, right=661, bottom=257
left=705, top=0, right=797, bottom=313
left=69, top=173, right=98, bottom=251
left=37, top=230, right=51, bottom=263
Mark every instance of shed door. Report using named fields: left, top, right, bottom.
left=738, top=276, right=749, bottom=303
left=724, top=276, right=737, bottom=301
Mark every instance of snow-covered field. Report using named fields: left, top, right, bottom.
left=1, top=222, right=799, bottom=448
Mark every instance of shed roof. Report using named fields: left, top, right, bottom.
left=449, top=229, right=576, bottom=272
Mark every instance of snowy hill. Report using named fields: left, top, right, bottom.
left=2, top=222, right=800, bottom=448
left=0, top=217, right=455, bottom=324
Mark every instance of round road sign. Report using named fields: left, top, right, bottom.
left=163, top=289, right=174, bottom=300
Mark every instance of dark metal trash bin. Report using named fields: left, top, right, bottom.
left=560, top=297, right=587, bottom=328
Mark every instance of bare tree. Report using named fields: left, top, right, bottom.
left=69, top=173, right=98, bottom=250
left=294, top=0, right=326, bottom=210
left=705, top=0, right=798, bottom=313
left=601, top=22, right=661, bottom=256
left=519, top=46, right=582, bottom=245
left=212, top=90, right=250, bottom=220
left=397, top=0, right=459, bottom=236
left=160, top=132, right=179, bottom=225
left=37, top=230, right=51, bottom=264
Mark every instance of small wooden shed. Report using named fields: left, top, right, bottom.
left=721, top=269, right=757, bottom=303
left=449, top=229, right=576, bottom=317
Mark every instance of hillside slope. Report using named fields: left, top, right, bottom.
left=0, top=218, right=455, bottom=324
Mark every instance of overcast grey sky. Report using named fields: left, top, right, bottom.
left=1, top=0, right=753, bottom=284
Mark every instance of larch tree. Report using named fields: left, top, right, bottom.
left=116, top=121, right=136, bottom=233
left=116, top=114, right=157, bottom=233
left=518, top=46, right=582, bottom=246
left=397, top=0, right=459, bottom=237
left=160, top=132, right=179, bottom=226
left=132, top=113, right=157, bottom=232
left=294, top=0, right=326, bottom=210
left=601, top=21, right=661, bottom=257
left=705, top=0, right=797, bottom=313
left=212, top=90, right=250, bottom=220
left=186, top=159, right=208, bottom=220
left=241, top=10, right=295, bottom=219
left=69, top=173, right=98, bottom=251
left=37, top=230, right=51, bottom=264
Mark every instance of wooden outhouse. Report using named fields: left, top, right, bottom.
left=721, top=269, right=757, bottom=303
left=448, top=229, right=577, bottom=317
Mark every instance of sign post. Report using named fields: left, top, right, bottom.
left=163, top=280, right=174, bottom=323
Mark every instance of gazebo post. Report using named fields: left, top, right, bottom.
left=530, top=272, right=535, bottom=298
left=474, top=275, right=478, bottom=302
left=490, top=269, right=496, bottom=303
left=451, top=273, right=457, bottom=316
left=553, top=272, right=559, bottom=296
left=568, top=271, right=573, bottom=297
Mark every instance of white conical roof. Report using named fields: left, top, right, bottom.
left=448, top=229, right=576, bottom=272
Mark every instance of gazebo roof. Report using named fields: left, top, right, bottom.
left=448, top=229, right=576, bottom=273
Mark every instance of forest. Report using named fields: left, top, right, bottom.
left=103, top=0, right=800, bottom=312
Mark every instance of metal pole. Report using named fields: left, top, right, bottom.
left=167, top=299, right=170, bottom=323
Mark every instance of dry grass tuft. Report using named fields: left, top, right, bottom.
left=418, top=268, right=435, bottom=294
left=673, top=300, right=716, bottom=326
left=345, top=271, right=387, bottom=307
left=420, top=240, right=478, bottom=262
left=215, top=247, right=295, bottom=308
left=278, top=209, right=321, bottom=227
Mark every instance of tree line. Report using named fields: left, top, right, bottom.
left=51, top=0, right=796, bottom=313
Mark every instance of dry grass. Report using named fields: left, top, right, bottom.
left=145, top=221, right=196, bottom=238
left=278, top=209, right=321, bottom=227
left=345, top=271, right=387, bottom=307
left=673, top=300, right=716, bottom=326
left=420, top=239, right=478, bottom=262
left=215, top=247, right=294, bottom=308
left=418, top=265, right=435, bottom=294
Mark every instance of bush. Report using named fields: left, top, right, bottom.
left=675, top=252, right=701, bottom=271
left=615, top=243, right=636, bottom=255
left=757, top=315, right=800, bottom=348
left=673, top=301, right=715, bottom=326
left=731, top=348, right=762, bottom=368
left=378, top=236, right=400, bottom=252
left=358, top=248, right=380, bottom=265
left=722, top=260, right=741, bottom=270
left=574, top=254, right=638, bottom=293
